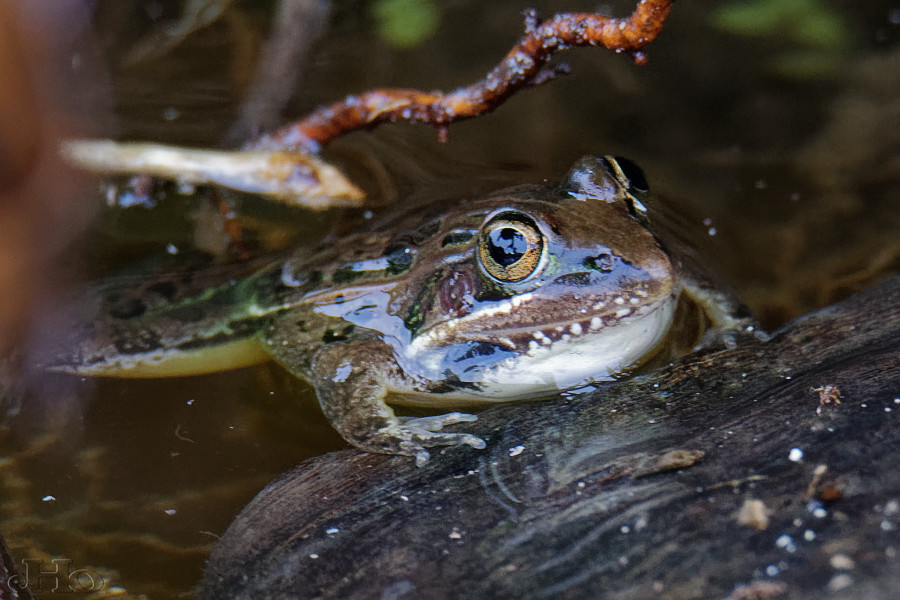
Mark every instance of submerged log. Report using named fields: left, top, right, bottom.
left=201, top=276, right=900, bottom=599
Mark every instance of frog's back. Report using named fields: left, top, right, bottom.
left=49, top=257, right=308, bottom=377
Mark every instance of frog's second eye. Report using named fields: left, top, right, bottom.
left=479, top=215, right=544, bottom=282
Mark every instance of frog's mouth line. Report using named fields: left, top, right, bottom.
left=453, top=294, right=674, bottom=343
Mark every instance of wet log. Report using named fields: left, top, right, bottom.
left=201, top=276, right=900, bottom=600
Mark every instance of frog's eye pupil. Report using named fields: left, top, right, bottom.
left=488, top=228, right=527, bottom=266
left=479, top=214, right=544, bottom=282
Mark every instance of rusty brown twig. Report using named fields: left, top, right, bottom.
left=251, top=0, right=675, bottom=153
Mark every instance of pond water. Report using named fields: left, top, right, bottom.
left=2, top=1, right=898, bottom=598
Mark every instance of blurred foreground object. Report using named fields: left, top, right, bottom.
left=0, top=0, right=97, bottom=357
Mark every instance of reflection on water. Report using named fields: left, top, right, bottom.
left=2, top=0, right=898, bottom=598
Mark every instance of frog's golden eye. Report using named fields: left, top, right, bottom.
left=478, top=214, right=544, bottom=282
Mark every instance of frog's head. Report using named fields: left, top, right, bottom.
left=411, top=155, right=678, bottom=391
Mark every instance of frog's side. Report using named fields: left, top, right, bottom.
left=52, top=156, right=754, bottom=464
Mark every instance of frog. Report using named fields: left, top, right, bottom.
left=51, top=155, right=754, bottom=465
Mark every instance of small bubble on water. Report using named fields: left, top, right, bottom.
left=765, top=565, right=779, bottom=577
left=776, top=534, right=796, bottom=552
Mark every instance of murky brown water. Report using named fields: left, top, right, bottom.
left=2, top=1, right=898, bottom=598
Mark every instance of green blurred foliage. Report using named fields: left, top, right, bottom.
left=712, top=0, right=853, bottom=78
left=370, top=0, right=440, bottom=49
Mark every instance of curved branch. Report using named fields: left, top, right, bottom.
left=250, top=0, right=675, bottom=152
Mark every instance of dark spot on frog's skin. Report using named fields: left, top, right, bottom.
left=441, top=230, right=475, bottom=247
left=332, top=266, right=364, bottom=285
left=228, top=316, right=269, bottom=336
left=552, top=272, right=594, bottom=287
left=585, top=253, right=615, bottom=273
left=146, top=281, right=178, bottom=302
left=439, top=271, right=474, bottom=316
left=208, top=283, right=243, bottom=306
left=109, top=297, right=147, bottom=320
left=323, top=325, right=355, bottom=344
left=385, top=246, right=415, bottom=274
left=167, top=305, right=206, bottom=323
left=403, top=271, right=444, bottom=336
left=414, top=219, right=441, bottom=241
left=474, top=285, right=516, bottom=303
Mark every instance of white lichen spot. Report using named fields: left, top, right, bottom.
left=615, top=308, right=631, bottom=318
left=590, top=317, right=602, bottom=330
left=614, top=297, right=626, bottom=305
left=509, top=445, right=525, bottom=457
left=570, top=322, right=583, bottom=336
left=333, top=363, right=354, bottom=383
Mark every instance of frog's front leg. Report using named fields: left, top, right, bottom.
left=309, top=339, right=486, bottom=466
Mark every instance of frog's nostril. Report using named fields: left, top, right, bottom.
left=585, top=253, right=615, bottom=273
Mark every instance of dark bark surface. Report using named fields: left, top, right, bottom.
left=201, top=276, right=900, bottom=600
